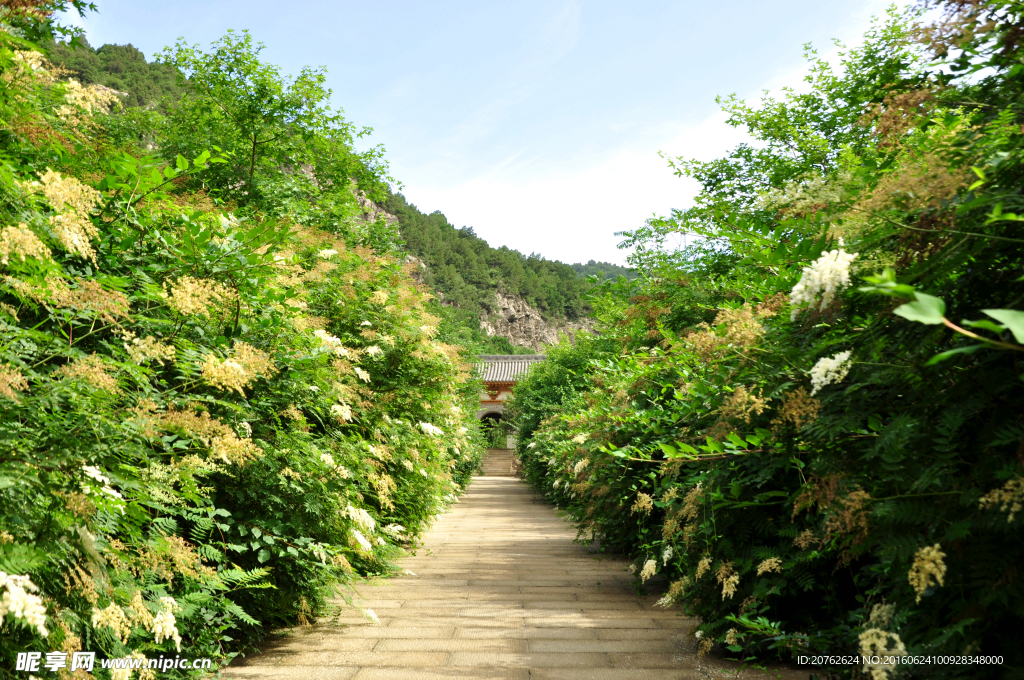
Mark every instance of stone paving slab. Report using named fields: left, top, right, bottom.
left=226, top=476, right=809, bottom=679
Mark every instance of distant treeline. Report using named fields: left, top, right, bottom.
left=47, top=39, right=182, bottom=109
left=571, top=259, right=636, bottom=281
left=385, top=193, right=592, bottom=328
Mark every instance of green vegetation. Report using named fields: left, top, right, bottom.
left=1, top=6, right=483, bottom=675
left=385, top=192, right=591, bottom=352
left=571, top=259, right=636, bottom=281
left=47, top=38, right=183, bottom=109
left=509, top=5, right=1024, bottom=677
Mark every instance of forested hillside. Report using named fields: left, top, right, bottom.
left=571, top=259, right=636, bottom=281
left=509, top=4, right=1024, bottom=678
left=0, top=5, right=484, bottom=675
left=48, top=38, right=182, bottom=108
left=384, top=192, right=592, bottom=350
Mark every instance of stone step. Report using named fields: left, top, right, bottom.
left=479, top=449, right=516, bottom=477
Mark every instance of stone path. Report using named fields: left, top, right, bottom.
left=227, top=474, right=806, bottom=680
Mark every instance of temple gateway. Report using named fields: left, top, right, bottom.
left=475, top=354, right=545, bottom=450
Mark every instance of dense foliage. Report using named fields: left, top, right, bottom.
left=47, top=38, right=183, bottom=109
left=509, top=4, right=1024, bottom=678
left=571, top=259, right=637, bottom=281
left=384, top=192, right=592, bottom=337
left=0, top=5, right=484, bottom=676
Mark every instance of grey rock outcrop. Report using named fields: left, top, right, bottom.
left=481, top=291, right=591, bottom=353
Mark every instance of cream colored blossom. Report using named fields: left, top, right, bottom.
left=331, top=403, right=353, bottom=422
left=0, top=572, right=48, bottom=637
left=662, top=546, right=674, bottom=565
left=908, top=543, right=946, bottom=603
left=162, top=276, right=234, bottom=317
left=716, top=562, right=740, bottom=600
left=350, top=529, right=373, bottom=555
left=347, top=505, right=376, bottom=533
left=354, top=367, right=371, bottom=383
left=362, top=608, right=380, bottom=624
left=790, top=247, right=858, bottom=319
left=725, top=628, right=739, bottom=645
left=364, top=345, right=383, bottom=357
left=0, top=364, right=29, bottom=402
left=91, top=602, right=130, bottom=642
left=317, top=249, right=338, bottom=258
left=320, top=453, right=336, bottom=467
left=809, top=351, right=852, bottom=395
left=868, top=603, right=895, bottom=628
left=0, top=224, right=51, bottom=266
left=654, top=576, right=691, bottom=607
left=201, top=356, right=248, bottom=395
left=572, top=458, right=589, bottom=477
left=695, top=556, right=712, bottom=580
left=756, top=557, right=783, bottom=576
left=123, top=335, right=176, bottom=366
left=210, top=432, right=260, bottom=464
left=859, top=628, right=906, bottom=680
left=979, top=476, right=1024, bottom=523
left=572, top=433, right=588, bottom=444
left=152, top=597, right=182, bottom=652
left=22, top=170, right=103, bottom=262
left=640, top=559, right=657, bottom=583
left=369, top=290, right=389, bottom=304
left=419, top=422, right=443, bottom=437
left=57, top=354, right=118, bottom=393
left=632, top=492, right=654, bottom=514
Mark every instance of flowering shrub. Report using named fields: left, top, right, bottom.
left=509, top=5, right=1024, bottom=677
left=0, top=8, right=483, bottom=675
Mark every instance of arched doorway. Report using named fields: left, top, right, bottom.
left=480, top=411, right=507, bottom=449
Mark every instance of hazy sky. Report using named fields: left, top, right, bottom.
left=65, top=0, right=894, bottom=265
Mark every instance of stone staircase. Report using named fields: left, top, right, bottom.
left=479, top=448, right=516, bottom=476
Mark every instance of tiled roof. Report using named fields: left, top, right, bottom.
left=476, top=355, right=545, bottom=383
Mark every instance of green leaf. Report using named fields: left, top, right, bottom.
left=175, top=154, right=189, bottom=171
left=894, top=293, right=946, bottom=325
left=925, top=344, right=985, bottom=365
left=983, top=309, right=1024, bottom=344
left=962, top=318, right=1008, bottom=335
left=256, top=548, right=271, bottom=563
left=0, top=543, right=47, bottom=574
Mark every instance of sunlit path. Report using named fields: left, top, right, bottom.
left=227, top=475, right=805, bottom=679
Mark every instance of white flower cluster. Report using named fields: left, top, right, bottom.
left=571, top=433, right=588, bottom=444
left=381, top=524, right=406, bottom=538
left=330, top=403, right=353, bottom=422
left=354, top=367, right=371, bottom=383
left=82, top=465, right=124, bottom=503
left=809, top=351, right=853, bottom=395
left=789, top=247, right=858, bottom=320
left=0, top=572, right=48, bottom=637
left=362, top=608, right=380, bottom=624
left=350, top=530, right=373, bottom=554
left=313, top=329, right=349, bottom=356
left=317, top=249, right=338, bottom=258
left=364, top=345, right=383, bottom=357
left=662, top=546, right=674, bottom=566
left=572, top=458, right=589, bottom=476
left=152, top=597, right=182, bottom=652
left=640, top=559, right=657, bottom=583
left=859, top=628, right=906, bottom=680
left=320, top=452, right=336, bottom=467
left=419, top=422, right=444, bottom=437
left=347, top=505, right=376, bottom=534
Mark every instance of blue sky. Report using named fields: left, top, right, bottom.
left=66, top=0, right=894, bottom=265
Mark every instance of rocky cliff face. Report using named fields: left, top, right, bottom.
left=481, top=292, right=591, bottom=353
